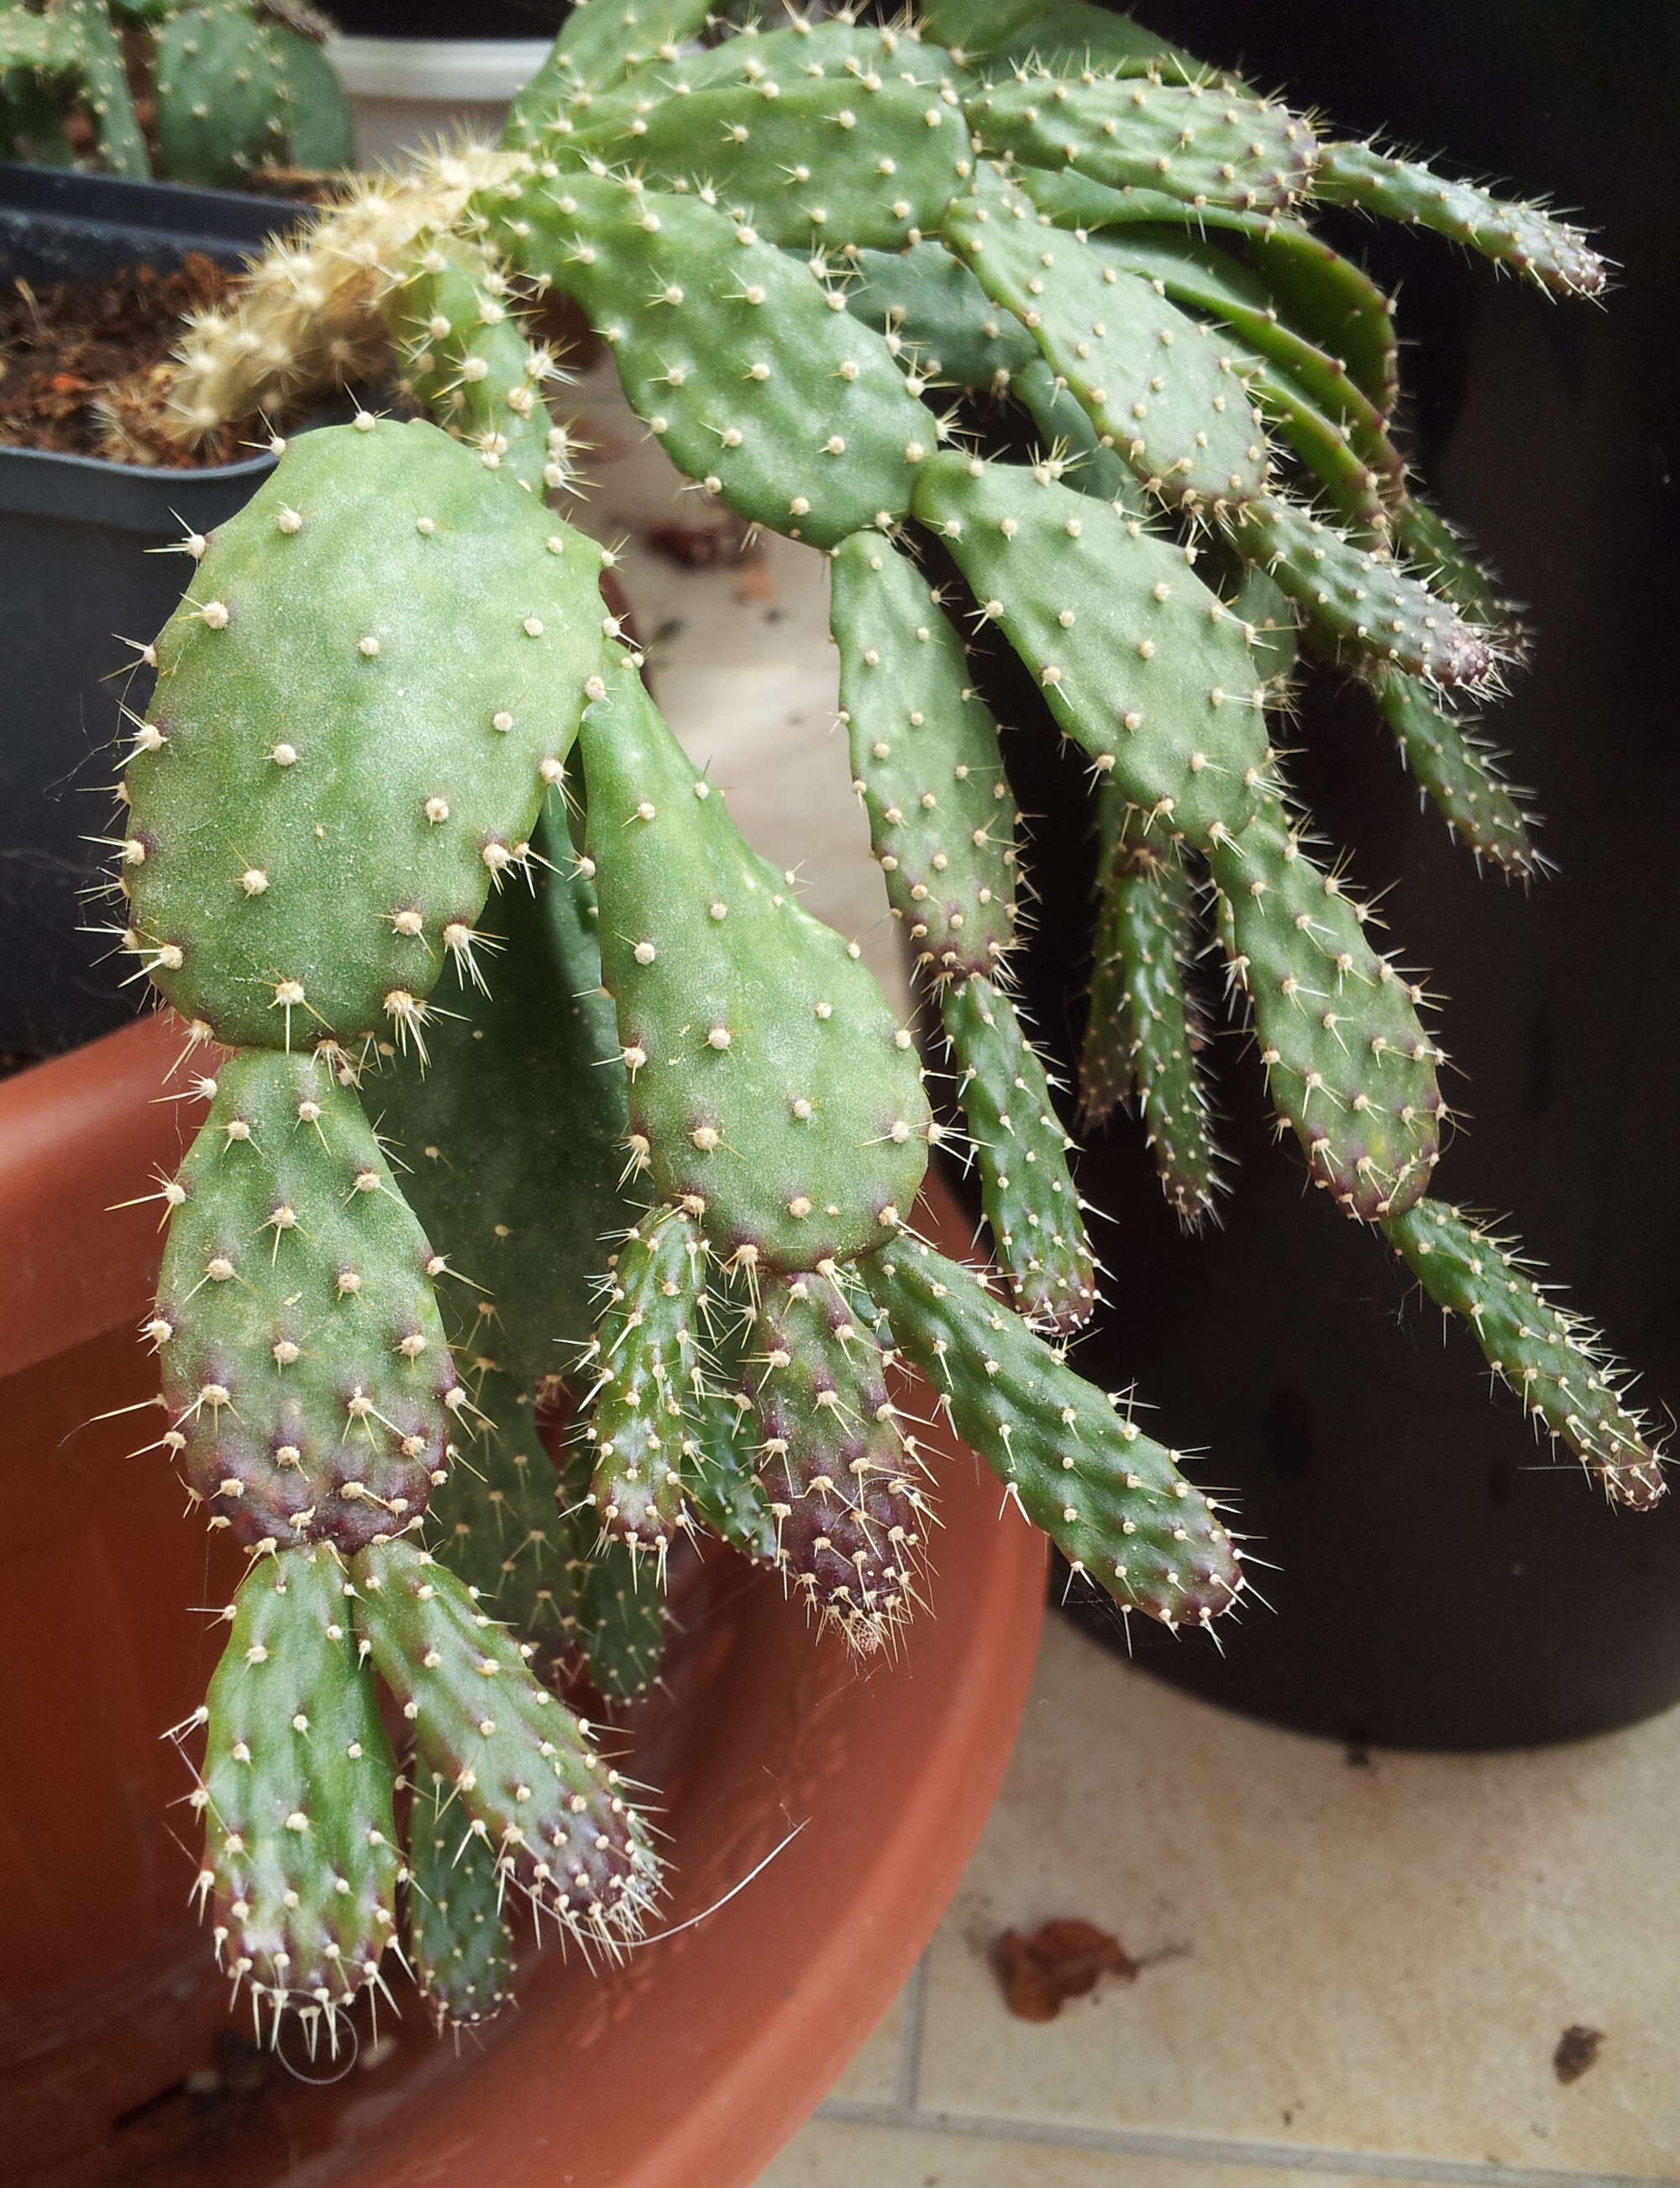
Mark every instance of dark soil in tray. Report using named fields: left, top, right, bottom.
left=0, top=253, right=244, bottom=466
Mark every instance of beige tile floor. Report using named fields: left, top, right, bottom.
left=754, top=1619, right=1680, bottom=2188
left=569, top=367, right=1679, bottom=2188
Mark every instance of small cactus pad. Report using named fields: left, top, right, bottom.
left=747, top=1268, right=928, bottom=1650
left=427, top=1374, right=572, bottom=1639
left=196, top=1543, right=399, bottom=2022
left=936, top=0, right=1206, bottom=82
left=488, top=170, right=931, bottom=546
left=585, top=1209, right=707, bottom=1560
left=912, top=452, right=1276, bottom=844
left=155, top=1048, right=459, bottom=1551
left=155, top=3, right=286, bottom=188
left=61, top=0, right=149, bottom=178
left=1082, top=805, right=1220, bottom=1225
left=1208, top=810, right=1442, bottom=1219
left=353, top=1536, right=659, bottom=1939
left=123, top=417, right=607, bottom=1048
left=945, top=179, right=1272, bottom=511
left=575, top=77, right=974, bottom=250
left=1373, top=673, right=1536, bottom=876
left=1310, top=140, right=1607, bottom=298
left=1384, top=1201, right=1665, bottom=1509
left=539, top=0, right=712, bottom=96
left=939, top=973, right=1096, bottom=1330
left=634, top=19, right=964, bottom=97
left=1011, top=355, right=1148, bottom=510
left=1230, top=495, right=1494, bottom=687
left=1241, top=218, right=1401, bottom=421
left=386, top=233, right=566, bottom=495
left=580, top=660, right=930, bottom=1269
left=679, top=1342, right=779, bottom=1567
left=845, top=241, right=1038, bottom=391
left=966, top=75, right=1315, bottom=214
left=865, top=1236, right=1242, bottom=1628
left=557, top=1433, right=669, bottom=1704
left=831, top=530, right=1019, bottom=980
left=403, top=1767, right=516, bottom=2033
left=371, top=829, right=637, bottom=1388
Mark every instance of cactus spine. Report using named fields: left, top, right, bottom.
left=103, top=0, right=1661, bottom=2044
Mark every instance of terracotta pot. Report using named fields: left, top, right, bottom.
left=0, top=1017, right=1044, bottom=2187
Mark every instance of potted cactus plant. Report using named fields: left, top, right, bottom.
left=3, top=0, right=1670, bottom=2176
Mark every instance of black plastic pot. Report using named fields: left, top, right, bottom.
left=0, top=165, right=305, bottom=1063
left=971, top=0, right=1680, bottom=1750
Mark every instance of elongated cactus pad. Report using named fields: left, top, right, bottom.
left=747, top=1269, right=928, bottom=1650
left=580, top=661, right=930, bottom=1269
left=967, top=75, right=1315, bottom=214
left=403, top=1767, right=516, bottom=2033
left=866, top=1236, right=1241, bottom=1627
left=557, top=1434, right=669, bottom=1704
left=196, top=1544, right=399, bottom=2023
left=427, top=1374, right=572, bottom=1637
left=940, top=973, right=1095, bottom=1329
left=679, top=1338, right=779, bottom=1568
left=61, top=0, right=148, bottom=177
left=1082, top=805, right=1220, bottom=1225
left=1011, top=355, right=1147, bottom=510
left=1311, top=140, right=1607, bottom=298
left=832, top=530, right=1018, bottom=981
left=913, top=451, right=1277, bottom=844
left=932, top=0, right=1205, bottom=83
left=575, top=76, right=974, bottom=250
left=846, top=241, right=1038, bottom=392
left=386, top=233, right=566, bottom=495
left=1383, top=1203, right=1665, bottom=1509
left=1373, top=673, right=1536, bottom=876
left=946, top=178, right=1272, bottom=512
left=123, top=418, right=607, bottom=1048
left=585, top=1209, right=707, bottom=1560
left=371, top=827, right=635, bottom=1388
left=1208, top=811, right=1442, bottom=1219
left=353, top=1537, right=659, bottom=1938
left=155, top=1048, right=459, bottom=1550
left=488, top=170, right=930, bottom=546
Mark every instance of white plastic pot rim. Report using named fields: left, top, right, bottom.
left=328, top=35, right=552, bottom=102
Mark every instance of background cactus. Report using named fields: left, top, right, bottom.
left=100, top=0, right=1666, bottom=2041
left=0, top=0, right=350, bottom=184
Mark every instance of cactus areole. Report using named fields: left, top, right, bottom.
left=95, top=0, right=1660, bottom=2044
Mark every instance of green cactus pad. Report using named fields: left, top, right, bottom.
left=270, top=16, right=354, bottom=175
left=679, top=1339, right=778, bottom=1567
left=353, top=1536, right=659, bottom=1938
left=939, top=973, right=1096, bottom=1330
left=747, top=1268, right=928, bottom=1650
left=1066, top=224, right=1403, bottom=510
left=123, top=417, right=607, bottom=1050
left=554, top=1437, right=669, bottom=1704
left=1242, top=221, right=1399, bottom=422
left=1082, top=804, right=1220, bottom=1225
left=585, top=1209, right=707, bottom=1559
left=845, top=241, right=1037, bottom=391
left=1230, top=495, right=1494, bottom=687
left=386, top=235, right=565, bottom=496
left=945, top=179, right=1272, bottom=511
left=580, top=661, right=930, bottom=1269
left=403, top=1767, right=516, bottom=2033
left=912, top=451, right=1276, bottom=844
left=575, top=76, right=974, bottom=250
left=489, top=169, right=930, bottom=546
left=967, top=75, right=1315, bottom=215
left=1384, top=1202, right=1665, bottom=1510
left=427, top=1375, right=573, bottom=1639
left=370, top=827, right=635, bottom=1390
left=831, top=530, right=1018, bottom=982
left=60, top=0, right=148, bottom=177
left=197, top=1543, right=399, bottom=2020
left=538, top=0, right=712, bottom=96
left=933, top=0, right=1208, bottom=84
left=155, top=2, right=288, bottom=188
left=1208, top=809, right=1442, bottom=1218
left=639, top=19, right=965, bottom=97
left=865, top=1236, right=1242, bottom=1628
left=1390, top=496, right=1515, bottom=638
left=1373, top=673, right=1536, bottom=876
left=1010, top=356, right=1148, bottom=511
left=155, top=1048, right=459, bottom=1552
left=1310, top=140, right=1607, bottom=298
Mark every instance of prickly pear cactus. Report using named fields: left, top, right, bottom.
left=108, top=0, right=1666, bottom=2047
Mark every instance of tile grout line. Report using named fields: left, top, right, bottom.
left=894, top=1951, right=930, bottom=2115
left=812, top=2096, right=1680, bottom=2188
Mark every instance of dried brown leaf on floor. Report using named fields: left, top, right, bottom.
left=995, top=1918, right=1138, bottom=2023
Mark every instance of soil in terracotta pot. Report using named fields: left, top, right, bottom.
left=0, top=254, right=248, bottom=464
